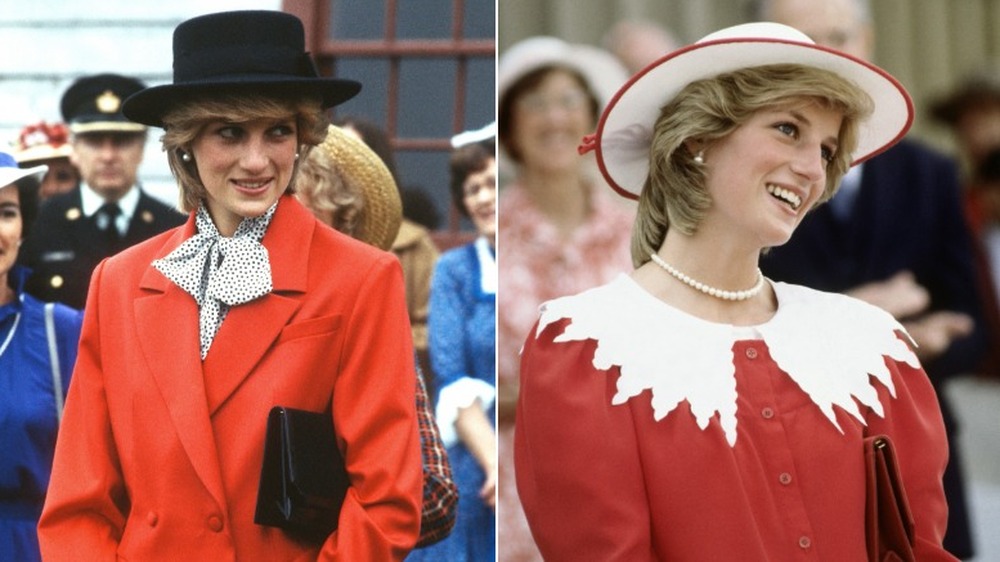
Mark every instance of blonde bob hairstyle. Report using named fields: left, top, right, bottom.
left=631, top=63, right=873, bottom=267
left=160, top=93, right=328, bottom=212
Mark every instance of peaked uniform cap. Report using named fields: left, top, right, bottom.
left=123, top=10, right=361, bottom=128
left=61, top=73, right=148, bottom=135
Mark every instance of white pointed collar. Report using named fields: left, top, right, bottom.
left=535, top=274, right=920, bottom=446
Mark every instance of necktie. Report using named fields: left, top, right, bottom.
left=97, top=202, right=122, bottom=242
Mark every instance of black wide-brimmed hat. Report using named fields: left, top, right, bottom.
left=61, top=73, right=149, bottom=134
left=122, top=10, right=361, bottom=128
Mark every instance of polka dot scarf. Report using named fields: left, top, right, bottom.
left=153, top=202, right=276, bottom=359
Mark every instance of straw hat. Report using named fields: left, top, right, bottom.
left=316, top=125, right=402, bottom=251
left=0, top=151, right=47, bottom=187
left=123, top=10, right=360, bottom=127
left=586, top=22, right=913, bottom=199
left=11, top=121, right=73, bottom=165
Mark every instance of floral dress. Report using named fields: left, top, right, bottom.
left=497, top=181, right=633, bottom=561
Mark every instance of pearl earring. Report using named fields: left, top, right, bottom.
left=693, top=150, right=705, bottom=165
left=180, top=151, right=191, bottom=162
left=295, top=152, right=300, bottom=159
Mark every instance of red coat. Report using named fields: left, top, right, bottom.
left=39, top=195, right=422, bottom=561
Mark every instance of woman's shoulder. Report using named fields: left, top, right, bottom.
left=534, top=275, right=637, bottom=335
left=17, top=292, right=84, bottom=331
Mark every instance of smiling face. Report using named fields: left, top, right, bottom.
left=462, top=156, right=497, bottom=240
left=510, top=68, right=596, bottom=173
left=698, top=101, right=843, bottom=249
left=0, top=183, right=22, bottom=291
left=190, top=117, right=299, bottom=236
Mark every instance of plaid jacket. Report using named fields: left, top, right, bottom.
left=415, top=364, right=458, bottom=547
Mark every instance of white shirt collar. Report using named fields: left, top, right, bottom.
left=475, top=236, right=497, bottom=295
left=80, top=184, right=140, bottom=236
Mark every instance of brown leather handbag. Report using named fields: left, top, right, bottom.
left=864, top=435, right=916, bottom=562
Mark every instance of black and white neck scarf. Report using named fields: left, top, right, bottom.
left=153, top=202, right=277, bottom=359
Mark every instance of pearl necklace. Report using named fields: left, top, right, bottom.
left=649, top=253, right=765, bottom=301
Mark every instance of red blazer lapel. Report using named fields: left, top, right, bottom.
left=134, top=219, right=228, bottom=509
left=201, top=196, right=314, bottom=414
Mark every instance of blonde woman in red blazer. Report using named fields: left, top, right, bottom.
left=38, top=11, right=422, bottom=561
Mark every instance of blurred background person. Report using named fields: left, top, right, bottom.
left=17, top=73, right=185, bottom=310
left=932, top=73, right=1000, bottom=381
left=296, top=124, right=402, bottom=250
left=958, top=148, right=1000, bottom=381
left=9, top=121, right=79, bottom=202
left=333, top=115, right=441, bottom=382
left=751, top=0, right=985, bottom=557
left=931, top=65, right=1000, bottom=179
left=408, top=136, right=496, bottom=562
left=0, top=153, right=83, bottom=562
left=601, top=18, right=680, bottom=75
left=496, top=36, right=633, bottom=562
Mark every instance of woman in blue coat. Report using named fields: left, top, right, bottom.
left=0, top=152, right=83, bottom=562
left=409, top=137, right=496, bottom=561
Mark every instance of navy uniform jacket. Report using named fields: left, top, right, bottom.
left=19, top=186, right=186, bottom=310
left=761, top=138, right=984, bottom=559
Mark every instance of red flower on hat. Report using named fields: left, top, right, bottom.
left=16, top=121, right=70, bottom=151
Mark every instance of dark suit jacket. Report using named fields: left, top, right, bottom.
left=761, top=138, right=983, bottom=558
left=18, top=186, right=186, bottom=309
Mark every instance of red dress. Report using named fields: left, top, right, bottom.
left=515, top=274, right=957, bottom=561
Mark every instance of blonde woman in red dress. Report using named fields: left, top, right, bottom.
left=515, top=23, right=956, bottom=561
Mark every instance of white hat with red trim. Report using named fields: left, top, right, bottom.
left=581, top=22, right=914, bottom=200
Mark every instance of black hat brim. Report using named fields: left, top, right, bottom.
left=122, top=76, right=362, bottom=128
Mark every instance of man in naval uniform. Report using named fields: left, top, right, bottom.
left=18, top=73, right=186, bottom=309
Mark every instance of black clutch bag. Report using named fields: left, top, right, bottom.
left=254, top=406, right=350, bottom=542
